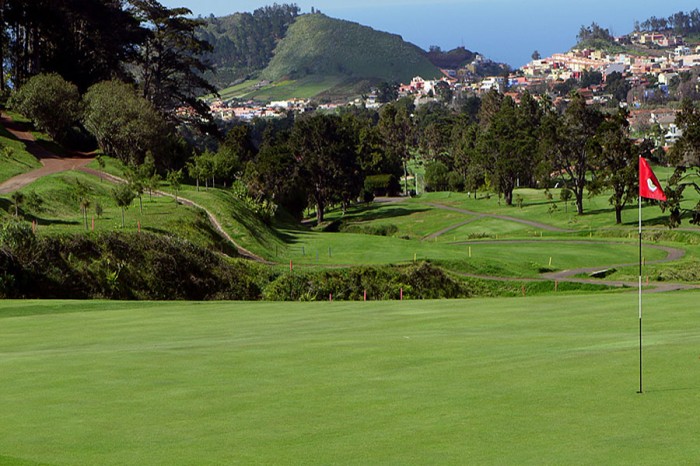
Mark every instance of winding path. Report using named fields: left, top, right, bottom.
left=423, top=202, right=572, bottom=240
left=0, top=113, right=266, bottom=262
left=77, top=167, right=268, bottom=263
left=422, top=201, right=699, bottom=292
left=0, top=113, right=93, bottom=194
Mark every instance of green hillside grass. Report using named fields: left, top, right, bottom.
left=0, top=171, right=227, bottom=251
left=262, top=13, right=441, bottom=84
left=2, top=293, right=700, bottom=464
left=0, top=124, right=41, bottom=183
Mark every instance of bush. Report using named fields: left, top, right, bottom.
left=262, top=262, right=469, bottom=301
left=8, top=73, right=81, bottom=143
left=0, top=228, right=269, bottom=300
left=364, top=174, right=401, bottom=197
left=424, top=161, right=449, bottom=192
left=339, top=223, right=398, bottom=236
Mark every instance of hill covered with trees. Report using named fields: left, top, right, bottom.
left=260, top=13, right=441, bottom=84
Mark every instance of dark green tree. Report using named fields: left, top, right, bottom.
left=540, top=92, right=604, bottom=215
left=289, top=114, right=361, bottom=223
left=129, top=0, right=217, bottom=124
left=589, top=109, right=640, bottom=224
left=476, top=96, right=524, bottom=205
left=378, top=100, right=416, bottom=196
left=8, top=73, right=80, bottom=143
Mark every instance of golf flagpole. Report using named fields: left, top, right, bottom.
left=638, top=157, right=667, bottom=394
left=638, top=174, right=643, bottom=394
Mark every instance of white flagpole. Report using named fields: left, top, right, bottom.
left=638, top=166, right=643, bottom=394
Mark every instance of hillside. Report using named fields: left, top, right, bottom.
left=199, top=4, right=300, bottom=89
left=261, top=13, right=441, bottom=84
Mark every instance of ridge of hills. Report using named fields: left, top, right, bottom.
left=260, top=13, right=441, bottom=84
left=200, top=8, right=492, bottom=101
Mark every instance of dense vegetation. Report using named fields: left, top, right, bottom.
left=0, top=220, right=482, bottom=300
left=198, top=4, right=301, bottom=88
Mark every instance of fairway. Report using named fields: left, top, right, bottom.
left=2, top=295, right=700, bottom=465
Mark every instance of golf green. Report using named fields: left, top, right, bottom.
left=1, top=295, right=699, bottom=464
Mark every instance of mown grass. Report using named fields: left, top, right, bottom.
left=1, top=293, right=700, bottom=464
left=0, top=171, right=226, bottom=251
left=281, top=230, right=667, bottom=277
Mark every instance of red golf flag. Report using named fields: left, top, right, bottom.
left=639, top=157, right=666, bottom=201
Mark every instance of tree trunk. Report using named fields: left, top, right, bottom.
left=121, top=207, right=125, bottom=228
left=575, top=190, right=584, bottom=215
left=316, top=202, right=324, bottom=225
left=504, top=189, right=513, bottom=206
left=615, top=205, right=623, bottom=224
left=403, top=160, right=408, bottom=196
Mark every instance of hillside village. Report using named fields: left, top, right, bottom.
left=208, top=28, right=700, bottom=148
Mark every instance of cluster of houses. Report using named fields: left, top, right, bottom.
left=202, top=31, right=700, bottom=146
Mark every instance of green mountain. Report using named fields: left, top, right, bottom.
left=261, top=13, right=441, bottom=83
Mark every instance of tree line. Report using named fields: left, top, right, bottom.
left=189, top=90, right=656, bottom=226
left=0, top=0, right=215, bottom=124
left=635, top=9, right=700, bottom=35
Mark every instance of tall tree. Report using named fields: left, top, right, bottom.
left=128, top=0, right=216, bottom=124
left=289, top=114, right=361, bottom=224
left=378, top=100, right=416, bottom=196
left=4, top=0, right=142, bottom=91
left=476, top=96, right=523, bottom=205
left=540, top=92, right=604, bottom=215
left=590, top=109, right=641, bottom=224
left=450, top=118, right=483, bottom=196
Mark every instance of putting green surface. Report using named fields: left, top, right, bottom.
left=1, top=295, right=700, bottom=465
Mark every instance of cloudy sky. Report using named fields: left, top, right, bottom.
left=160, top=0, right=700, bottom=67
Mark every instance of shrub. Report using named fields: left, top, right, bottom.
left=364, top=174, right=401, bottom=197
left=8, top=73, right=81, bottom=143
left=262, top=262, right=469, bottom=301
left=424, top=161, right=449, bottom=192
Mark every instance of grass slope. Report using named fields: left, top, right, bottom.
left=1, top=294, right=700, bottom=464
left=0, top=122, right=41, bottom=184
left=262, top=13, right=441, bottom=84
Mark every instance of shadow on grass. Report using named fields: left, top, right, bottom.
left=331, top=203, right=429, bottom=223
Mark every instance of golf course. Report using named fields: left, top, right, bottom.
left=2, top=102, right=700, bottom=464
left=1, top=294, right=700, bottom=465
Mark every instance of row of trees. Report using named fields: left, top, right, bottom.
left=635, top=9, right=700, bottom=35
left=0, top=0, right=215, bottom=124
left=217, top=90, right=653, bottom=226
left=9, top=74, right=187, bottom=168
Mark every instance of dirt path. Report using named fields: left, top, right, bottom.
left=0, top=113, right=94, bottom=194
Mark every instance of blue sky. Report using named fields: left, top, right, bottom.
left=160, top=0, right=700, bottom=67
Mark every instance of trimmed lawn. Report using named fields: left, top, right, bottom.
left=1, top=294, right=700, bottom=464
